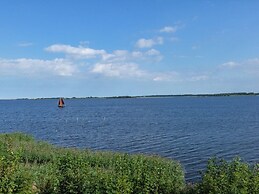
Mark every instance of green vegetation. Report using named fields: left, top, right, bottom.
left=193, top=158, right=259, bottom=194
left=0, top=133, right=184, bottom=193
left=1, top=133, right=259, bottom=193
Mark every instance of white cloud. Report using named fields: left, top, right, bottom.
left=101, top=49, right=162, bottom=63
left=91, top=63, right=182, bottom=81
left=90, top=54, right=196, bottom=81
left=0, top=42, right=165, bottom=79
left=160, top=26, right=178, bottom=33
left=136, top=39, right=154, bottom=48
left=45, top=44, right=163, bottom=64
left=135, top=37, right=163, bottom=48
left=220, top=61, right=240, bottom=68
left=153, top=72, right=181, bottom=82
left=145, top=49, right=160, bottom=56
left=91, top=63, right=147, bottom=78
left=145, top=49, right=163, bottom=61
left=102, top=50, right=129, bottom=62
left=46, top=44, right=106, bottom=59
left=131, top=51, right=143, bottom=58
left=113, top=50, right=129, bottom=56
left=0, top=58, right=78, bottom=76
left=217, top=58, right=259, bottom=78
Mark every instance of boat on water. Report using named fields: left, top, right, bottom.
left=58, top=98, right=65, bottom=108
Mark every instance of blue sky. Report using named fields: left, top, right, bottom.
left=1, top=0, right=259, bottom=98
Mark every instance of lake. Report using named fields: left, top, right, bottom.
left=0, top=96, right=259, bottom=182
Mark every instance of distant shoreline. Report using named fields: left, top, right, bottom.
left=6, top=92, right=259, bottom=100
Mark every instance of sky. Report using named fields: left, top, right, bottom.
left=0, top=0, right=259, bottom=99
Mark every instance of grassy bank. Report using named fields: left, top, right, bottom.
left=0, top=133, right=184, bottom=193
left=0, top=133, right=259, bottom=193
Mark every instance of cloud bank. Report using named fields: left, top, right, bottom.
left=0, top=58, right=78, bottom=76
left=46, top=44, right=106, bottom=59
left=91, top=63, right=147, bottom=78
left=2, top=24, right=258, bottom=86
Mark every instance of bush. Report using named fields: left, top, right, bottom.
left=57, top=153, right=90, bottom=194
left=0, top=139, right=33, bottom=193
left=28, top=163, right=60, bottom=194
left=56, top=152, right=185, bottom=194
left=195, top=157, right=259, bottom=194
left=7, top=133, right=259, bottom=193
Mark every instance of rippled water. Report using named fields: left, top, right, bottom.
left=1, top=96, right=259, bottom=182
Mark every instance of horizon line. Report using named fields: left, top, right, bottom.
left=1, top=92, right=259, bottom=100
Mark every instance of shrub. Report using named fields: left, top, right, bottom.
left=195, top=157, right=259, bottom=194
left=125, top=154, right=185, bottom=194
left=57, top=153, right=90, bottom=194
left=55, top=152, right=185, bottom=193
left=28, top=163, right=60, bottom=194
left=0, top=139, right=33, bottom=193
left=0, top=133, right=186, bottom=193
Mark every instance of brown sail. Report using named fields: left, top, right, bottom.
left=58, top=98, right=65, bottom=108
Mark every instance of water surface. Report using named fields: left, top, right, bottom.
left=0, top=96, right=259, bottom=182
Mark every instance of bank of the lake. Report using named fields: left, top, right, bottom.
left=1, top=133, right=259, bottom=194
left=0, top=133, right=185, bottom=193
left=1, top=96, right=259, bottom=183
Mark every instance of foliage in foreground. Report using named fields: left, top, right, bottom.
left=193, top=157, right=259, bottom=194
left=1, top=132, right=259, bottom=193
left=0, top=133, right=184, bottom=193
